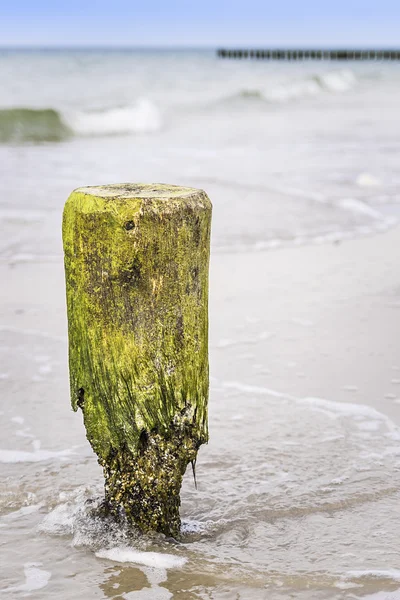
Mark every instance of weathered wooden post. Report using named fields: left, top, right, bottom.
left=62, top=183, right=212, bottom=538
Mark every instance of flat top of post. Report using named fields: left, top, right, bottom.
left=73, top=183, right=204, bottom=200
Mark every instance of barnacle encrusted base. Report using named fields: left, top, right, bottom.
left=101, top=406, right=199, bottom=537
left=62, top=183, right=211, bottom=536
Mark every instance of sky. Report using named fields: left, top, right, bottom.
left=1, top=0, right=400, bottom=47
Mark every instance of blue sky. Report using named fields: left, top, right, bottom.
left=1, top=0, right=400, bottom=47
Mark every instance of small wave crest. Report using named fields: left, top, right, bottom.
left=0, top=108, right=71, bottom=143
left=0, top=99, right=161, bottom=143
left=316, top=69, right=356, bottom=92
left=66, top=99, right=161, bottom=136
left=39, top=489, right=142, bottom=549
left=220, top=69, right=356, bottom=106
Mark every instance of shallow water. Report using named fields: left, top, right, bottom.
left=1, top=50, right=400, bottom=598
left=2, top=322, right=400, bottom=599
left=1, top=50, right=400, bottom=260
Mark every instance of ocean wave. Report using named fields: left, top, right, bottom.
left=0, top=108, right=71, bottom=143
left=66, top=99, right=161, bottom=136
left=220, top=69, right=356, bottom=105
left=316, top=69, right=356, bottom=92
left=0, top=99, right=161, bottom=143
left=0, top=70, right=355, bottom=143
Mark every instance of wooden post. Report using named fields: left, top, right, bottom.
left=62, top=183, right=212, bottom=538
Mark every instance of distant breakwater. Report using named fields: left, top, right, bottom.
left=217, top=49, right=400, bottom=61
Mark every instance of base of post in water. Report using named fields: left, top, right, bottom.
left=97, top=405, right=201, bottom=539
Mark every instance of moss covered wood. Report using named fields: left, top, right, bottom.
left=62, top=183, right=212, bottom=537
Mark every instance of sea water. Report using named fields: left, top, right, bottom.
left=1, top=49, right=400, bottom=260
left=1, top=49, right=400, bottom=599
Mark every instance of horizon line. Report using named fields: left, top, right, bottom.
left=1, top=44, right=400, bottom=51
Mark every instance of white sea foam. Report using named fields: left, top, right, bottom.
left=3, top=563, right=51, bottom=593
left=299, top=396, right=396, bottom=431
left=260, top=69, right=356, bottom=103
left=0, top=448, right=73, bottom=463
left=263, top=79, right=321, bottom=102
left=96, top=547, right=187, bottom=569
left=318, top=69, right=356, bottom=92
left=181, top=518, right=207, bottom=534
left=222, top=69, right=356, bottom=107
left=347, top=569, right=400, bottom=581
left=223, top=381, right=296, bottom=401
left=122, top=578, right=172, bottom=600
left=120, top=566, right=173, bottom=599
left=222, top=380, right=397, bottom=432
left=338, top=198, right=383, bottom=220
left=334, top=580, right=363, bottom=589
left=40, top=488, right=148, bottom=548
left=16, top=428, right=35, bottom=439
left=215, top=331, right=272, bottom=349
left=11, top=416, right=24, bottom=425
left=66, top=99, right=161, bottom=136
left=216, top=213, right=398, bottom=254
left=357, top=593, right=400, bottom=600
left=2, top=504, right=42, bottom=521
left=39, top=502, right=76, bottom=535
left=356, top=173, right=381, bottom=187
left=357, top=420, right=380, bottom=431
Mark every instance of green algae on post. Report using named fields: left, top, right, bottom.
left=62, top=183, right=212, bottom=538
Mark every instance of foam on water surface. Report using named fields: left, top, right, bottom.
left=347, top=570, right=400, bottom=582
left=356, top=173, right=381, bottom=187
left=223, top=380, right=398, bottom=428
left=39, top=488, right=147, bottom=550
left=96, top=547, right=187, bottom=569
left=66, top=99, right=161, bottom=136
left=3, top=563, right=51, bottom=593
left=0, top=448, right=73, bottom=463
left=338, top=198, right=383, bottom=220
left=95, top=550, right=187, bottom=600
left=358, top=592, right=400, bottom=600
left=2, top=504, right=42, bottom=521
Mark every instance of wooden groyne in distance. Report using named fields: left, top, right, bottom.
left=217, top=49, right=400, bottom=60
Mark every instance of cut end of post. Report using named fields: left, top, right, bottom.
left=62, top=182, right=212, bottom=537
left=73, top=182, right=205, bottom=199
